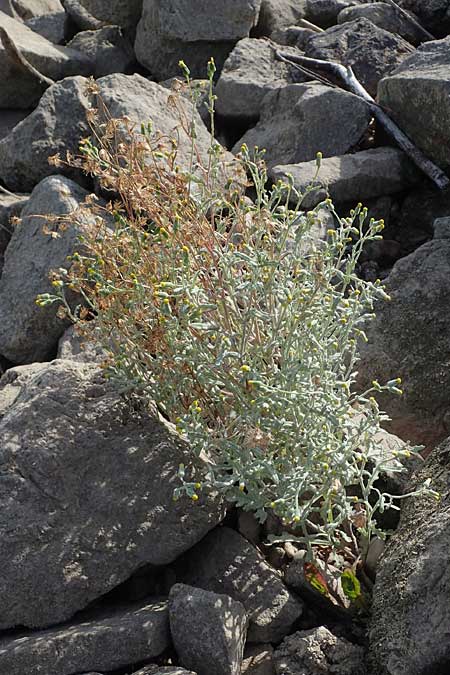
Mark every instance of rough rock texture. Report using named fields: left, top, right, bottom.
left=274, top=626, right=366, bottom=675
left=398, top=185, right=450, bottom=254
left=57, top=325, right=106, bottom=363
left=169, top=583, right=248, bottom=675
left=306, top=0, right=363, bottom=28
left=79, top=0, right=143, bottom=38
left=356, top=227, right=450, bottom=450
left=337, top=2, right=424, bottom=45
left=215, top=38, right=306, bottom=121
left=67, top=26, right=135, bottom=77
left=0, top=599, right=170, bottom=675
left=10, top=0, right=64, bottom=19
left=254, top=0, right=307, bottom=36
left=0, top=109, right=29, bottom=140
left=0, top=176, right=91, bottom=364
left=369, top=438, right=450, bottom=674
left=271, top=148, right=420, bottom=206
left=234, top=82, right=371, bottom=168
left=0, top=11, right=92, bottom=108
left=0, top=359, right=224, bottom=628
left=397, top=0, right=450, bottom=36
left=175, top=526, right=303, bottom=643
left=378, top=36, right=450, bottom=172
left=0, top=191, right=28, bottom=275
left=0, top=73, right=236, bottom=192
left=305, top=17, right=414, bottom=96
left=133, top=668, right=196, bottom=675
left=242, top=644, right=276, bottom=675
left=135, top=0, right=262, bottom=81
left=25, top=11, right=68, bottom=43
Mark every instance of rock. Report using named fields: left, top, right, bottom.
left=356, top=231, right=450, bottom=450
left=57, top=324, right=106, bottom=363
left=25, top=11, right=68, bottom=43
left=0, top=598, right=170, bottom=675
left=237, top=509, right=262, bottom=546
left=378, top=36, right=450, bottom=172
left=169, top=583, right=248, bottom=675
left=271, top=148, right=420, bottom=206
left=234, top=82, right=370, bottom=168
left=0, top=358, right=224, bottom=628
left=11, top=0, right=64, bottom=19
left=273, top=626, right=366, bottom=675
left=67, top=26, right=135, bottom=77
left=135, top=0, right=262, bottom=81
left=175, top=526, right=303, bottom=643
left=79, top=0, right=143, bottom=39
left=133, top=668, right=196, bottom=675
left=398, top=185, right=450, bottom=254
left=0, top=176, right=92, bottom=363
left=0, top=11, right=92, bottom=108
left=0, top=109, right=29, bottom=139
left=242, top=644, right=276, bottom=675
left=396, top=0, right=450, bottom=36
left=305, top=0, right=361, bottom=28
left=215, top=38, right=306, bottom=122
left=160, top=77, right=211, bottom=126
left=433, top=216, right=450, bottom=240
left=369, top=439, right=450, bottom=674
left=0, top=191, right=28, bottom=276
left=0, top=73, right=236, bottom=193
left=254, top=0, right=307, bottom=37
left=305, top=18, right=413, bottom=97
left=337, top=3, right=424, bottom=45
left=270, top=25, right=316, bottom=49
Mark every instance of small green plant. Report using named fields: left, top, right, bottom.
left=39, top=63, right=435, bottom=571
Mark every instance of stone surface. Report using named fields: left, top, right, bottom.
left=135, top=0, right=262, bottom=81
left=398, top=185, right=450, bottom=254
left=0, top=599, right=170, bottom=675
left=79, top=0, right=143, bottom=38
left=274, top=626, right=366, bottom=675
left=169, top=583, right=248, bottom=675
left=57, top=324, right=106, bottom=363
left=25, top=11, right=68, bottom=43
left=0, top=359, right=224, bottom=628
left=356, top=230, right=450, bottom=450
left=242, top=644, right=276, bottom=675
left=67, top=26, right=135, bottom=77
left=0, top=11, right=92, bottom=108
left=271, top=148, right=420, bottom=206
left=396, top=0, right=450, bottom=36
left=0, top=109, right=29, bottom=140
left=215, top=38, right=306, bottom=121
left=0, top=191, right=28, bottom=275
left=254, top=0, right=307, bottom=36
left=305, top=17, right=413, bottom=96
left=175, top=526, right=303, bottom=643
left=0, top=176, right=91, bottom=363
left=133, top=668, right=196, bottom=675
left=0, top=73, right=236, bottom=193
left=378, top=36, right=450, bottom=172
left=234, top=82, right=370, bottom=168
left=11, top=0, right=64, bottom=19
left=337, top=2, right=424, bottom=45
left=369, top=438, right=450, bottom=674
left=305, top=0, right=362, bottom=27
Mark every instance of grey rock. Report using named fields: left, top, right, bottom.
left=356, top=234, right=450, bottom=451
left=274, top=626, right=366, bottom=675
left=0, top=11, right=92, bottom=108
left=135, top=0, right=261, bottom=81
left=337, top=3, right=424, bottom=45
left=255, top=0, right=307, bottom=37
left=396, top=0, right=450, bottom=36
left=305, top=17, right=413, bottom=96
left=57, top=324, right=106, bottom=363
left=160, top=77, right=211, bottom=126
left=398, top=185, right=450, bottom=254
left=433, top=216, right=450, bottom=240
left=369, top=439, right=450, bottom=674
left=0, top=176, right=91, bottom=363
left=305, top=0, right=361, bottom=27
left=11, top=0, right=64, bottom=19
left=67, top=26, right=135, bottom=77
left=0, top=599, right=170, bottom=675
left=242, top=644, right=276, bottom=675
left=0, top=191, right=28, bottom=276
left=169, top=583, right=248, bottom=675
left=79, top=0, right=143, bottom=39
left=271, top=148, right=420, bottom=206
left=215, top=38, right=306, bottom=121
left=270, top=25, right=316, bottom=49
left=234, top=81, right=370, bottom=168
left=0, top=109, right=29, bottom=140
left=133, top=668, right=196, bottom=675
left=0, top=358, right=224, bottom=628
left=25, top=11, right=67, bottom=43
left=378, top=36, right=450, bottom=172
left=175, top=526, right=303, bottom=643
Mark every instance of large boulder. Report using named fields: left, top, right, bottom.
left=356, top=224, right=450, bottom=450
left=0, top=191, right=28, bottom=277
left=0, top=175, right=91, bottom=364
left=8, top=0, right=64, bottom=19
left=0, top=10, right=92, bottom=108
left=67, top=26, right=135, bottom=77
left=0, top=73, right=236, bottom=192
left=234, top=82, right=371, bottom=168
left=369, top=438, right=450, bottom=674
left=305, top=0, right=364, bottom=28
left=396, top=0, right=450, bottom=36
left=337, top=2, right=425, bottom=45
left=0, top=359, right=224, bottom=628
left=135, top=0, right=262, bottom=81
left=169, top=583, right=248, bottom=675
left=0, top=599, right=169, bottom=675
left=78, top=0, right=143, bottom=39
left=254, top=0, right=307, bottom=36
left=305, top=17, right=414, bottom=96
left=378, top=37, right=450, bottom=173
left=174, top=526, right=303, bottom=643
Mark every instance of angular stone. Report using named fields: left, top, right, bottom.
left=242, top=644, right=276, bottom=675
left=10, top=0, right=64, bottom=19
left=79, top=0, right=143, bottom=38
left=0, top=191, right=28, bottom=276
left=337, top=2, right=424, bottom=45
left=0, top=176, right=91, bottom=363
left=67, top=26, right=135, bottom=77
left=396, top=0, right=450, bottom=36
left=271, top=148, right=420, bottom=206
left=305, top=17, right=413, bottom=96
left=0, top=599, right=170, bottom=675
left=215, top=38, right=306, bottom=121
left=234, top=82, right=370, bottom=168
left=378, top=36, right=450, bottom=172
left=169, top=583, right=248, bottom=675
left=254, top=0, right=307, bottom=37
left=305, top=0, right=361, bottom=28
left=25, top=11, right=68, bottom=44
left=57, top=325, right=106, bottom=363
left=175, top=526, right=303, bottom=643
left=0, top=359, right=224, bottom=628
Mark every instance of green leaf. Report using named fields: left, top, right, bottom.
left=341, top=569, right=361, bottom=600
